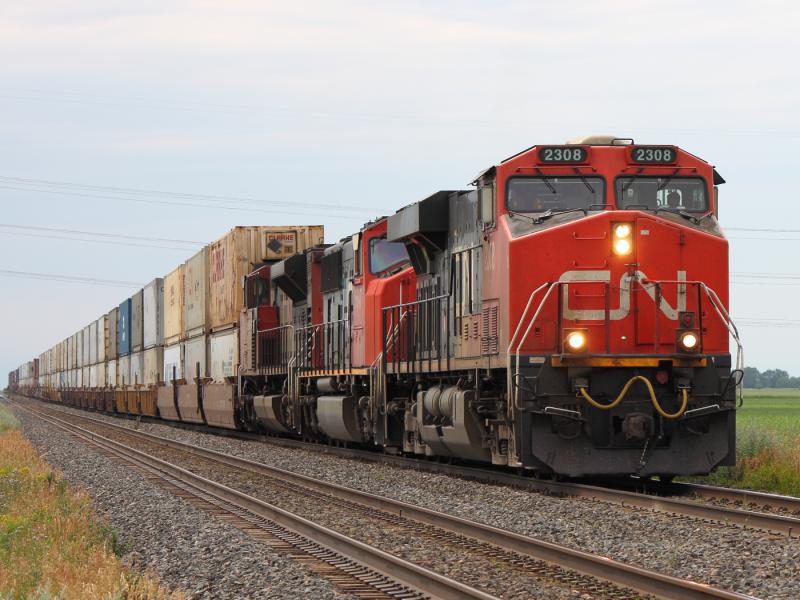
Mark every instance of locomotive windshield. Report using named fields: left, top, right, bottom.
left=506, top=176, right=605, bottom=213
left=369, top=236, right=409, bottom=274
left=616, top=177, right=708, bottom=212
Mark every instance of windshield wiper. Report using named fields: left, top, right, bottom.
left=506, top=209, right=538, bottom=224
left=531, top=206, right=591, bottom=224
left=621, top=167, right=645, bottom=194
left=573, top=168, right=595, bottom=195
left=654, top=207, right=701, bottom=224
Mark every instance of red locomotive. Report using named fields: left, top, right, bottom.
left=239, top=135, right=741, bottom=478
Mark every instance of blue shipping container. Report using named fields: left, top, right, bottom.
left=118, top=298, right=132, bottom=356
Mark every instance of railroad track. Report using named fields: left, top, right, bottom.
left=9, top=396, right=755, bottom=600
left=25, top=393, right=800, bottom=537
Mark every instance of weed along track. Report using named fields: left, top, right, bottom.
left=11, top=397, right=761, bottom=600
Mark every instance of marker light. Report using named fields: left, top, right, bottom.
left=613, top=238, right=632, bottom=255
left=679, top=332, right=699, bottom=351
left=566, top=331, right=587, bottom=352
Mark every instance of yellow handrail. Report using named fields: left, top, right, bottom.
left=577, top=375, right=689, bottom=419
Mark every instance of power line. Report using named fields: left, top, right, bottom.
left=728, top=227, right=800, bottom=233
left=0, top=269, right=143, bottom=288
left=0, top=230, right=199, bottom=251
left=0, top=175, right=390, bottom=214
left=0, top=223, right=204, bottom=245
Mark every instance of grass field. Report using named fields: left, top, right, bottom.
left=700, top=388, right=800, bottom=495
left=0, top=403, right=181, bottom=599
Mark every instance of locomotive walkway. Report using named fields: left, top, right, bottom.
left=9, top=396, right=754, bottom=600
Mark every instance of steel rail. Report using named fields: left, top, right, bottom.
left=17, top=399, right=755, bottom=600
left=666, top=481, right=800, bottom=514
left=14, top=394, right=800, bottom=533
left=13, top=402, right=497, bottom=600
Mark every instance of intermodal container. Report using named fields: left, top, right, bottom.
left=184, top=247, right=208, bottom=338
left=131, top=289, right=144, bottom=352
left=83, top=325, right=91, bottom=367
left=209, top=328, right=239, bottom=382
left=143, top=278, right=164, bottom=349
left=207, top=226, right=324, bottom=331
left=97, top=362, right=107, bottom=387
left=130, top=351, right=144, bottom=386
left=164, top=264, right=185, bottom=345
left=97, top=315, right=108, bottom=364
left=89, top=320, right=98, bottom=365
left=76, top=331, right=84, bottom=368
left=163, top=342, right=183, bottom=382
left=108, top=359, right=117, bottom=388
left=142, top=347, right=164, bottom=385
left=118, top=354, right=131, bottom=387
left=118, top=299, right=132, bottom=356
left=183, top=335, right=208, bottom=380
left=107, top=308, right=118, bottom=360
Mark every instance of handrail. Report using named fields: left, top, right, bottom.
left=506, top=278, right=744, bottom=413
left=382, top=294, right=450, bottom=312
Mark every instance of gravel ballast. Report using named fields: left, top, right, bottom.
left=13, top=407, right=352, bottom=600
left=37, top=401, right=800, bottom=600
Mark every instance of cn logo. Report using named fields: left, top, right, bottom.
left=559, top=270, right=687, bottom=321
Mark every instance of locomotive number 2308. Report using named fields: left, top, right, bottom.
left=631, top=146, right=676, bottom=163
left=539, top=147, right=587, bottom=163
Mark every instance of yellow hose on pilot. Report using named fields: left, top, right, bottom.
left=577, top=375, right=689, bottom=419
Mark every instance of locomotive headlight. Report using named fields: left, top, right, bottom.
left=565, top=331, right=587, bottom=352
left=678, top=331, right=699, bottom=352
left=614, top=223, right=632, bottom=238
left=612, top=222, right=633, bottom=256
left=613, top=238, right=632, bottom=255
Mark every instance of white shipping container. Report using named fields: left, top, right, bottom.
left=130, top=351, right=144, bottom=386
left=108, top=359, right=118, bottom=388
left=96, top=362, right=107, bottom=388
left=76, top=332, right=84, bottom=368
left=89, top=365, right=98, bottom=388
left=89, top=320, right=98, bottom=365
left=76, top=368, right=83, bottom=388
left=184, top=247, right=208, bottom=338
left=143, top=347, right=164, bottom=385
left=210, top=328, right=239, bottom=382
left=183, top=335, right=208, bottom=380
left=82, top=366, right=90, bottom=388
left=119, top=355, right=131, bottom=387
left=163, top=342, right=183, bottom=382
left=97, top=315, right=108, bottom=363
left=83, top=325, right=91, bottom=367
left=143, top=278, right=165, bottom=349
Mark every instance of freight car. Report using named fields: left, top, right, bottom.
left=11, top=136, right=742, bottom=479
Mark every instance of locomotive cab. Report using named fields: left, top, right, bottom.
left=493, top=137, right=740, bottom=477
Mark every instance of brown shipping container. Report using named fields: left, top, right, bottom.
left=164, top=264, right=185, bottom=344
left=207, top=225, right=323, bottom=331
left=184, top=247, right=209, bottom=338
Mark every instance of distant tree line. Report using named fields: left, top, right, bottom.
left=743, top=367, right=800, bottom=388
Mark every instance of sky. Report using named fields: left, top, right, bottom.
left=1, top=1, right=799, bottom=377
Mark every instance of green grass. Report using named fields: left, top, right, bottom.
left=699, top=388, right=800, bottom=496
left=0, top=406, right=18, bottom=433
left=0, top=401, right=180, bottom=599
